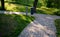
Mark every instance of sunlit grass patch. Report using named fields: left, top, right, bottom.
left=0, top=2, right=1, bottom=6
left=0, top=0, right=60, bottom=15
left=36, top=7, right=59, bottom=15
left=5, top=3, right=31, bottom=12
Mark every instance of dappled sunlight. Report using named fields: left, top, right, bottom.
left=36, top=7, right=59, bottom=15
left=20, top=15, right=26, bottom=20
left=28, top=21, right=44, bottom=31
left=0, top=11, right=24, bottom=14
left=21, top=20, right=55, bottom=37
left=5, top=3, right=26, bottom=12
left=19, top=14, right=60, bottom=37
left=5, top=3, right=16, bottom=10
left=29, top=20, right=55, bottom=32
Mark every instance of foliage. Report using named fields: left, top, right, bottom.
left=0, top=0, right=60, bottom=15
left=0, top=14, right=34, bottom=37
left=47, top=0, right=60, bottom=8
left=54, top=11, right=60, bottom=16
left=37, top=7, right=59, bottom=15
left=55, top=19, right=60, bottom=37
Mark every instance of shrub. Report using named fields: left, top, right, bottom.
left=54, top=11, right=60, bottom=16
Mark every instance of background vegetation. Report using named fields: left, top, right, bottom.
left=0, top=0, right=60, bottom=37
left=55, top=19, right=60, bottom=37
left=0, top=0, right=60, bottom=15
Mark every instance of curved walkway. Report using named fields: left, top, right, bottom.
left=18, top=14, right=60, bottom=37
left=0, top=11, right=60, bottom=37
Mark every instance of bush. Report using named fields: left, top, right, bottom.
left=54, top=11, right=60, bottom=16
left=55, top=19, right=60, bottom=37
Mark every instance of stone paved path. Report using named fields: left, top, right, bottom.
left=0, top=11, right=60, bottom=37
left=18, top=14, right=60, bottom=37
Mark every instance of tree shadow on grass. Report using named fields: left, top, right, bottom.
left=5, top=0, right=43, bottom=8
left=5, top=0, right=33, bottom=7
left=0, top=14, right=34, bottom=37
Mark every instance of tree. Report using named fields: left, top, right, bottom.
left=1, top=0, right=5, bottom=10
left=47, top=0, right=54, bottom=8
left=33, top=0, right=38, bottom=13
left=54, top=0, right=60, bottom=8
left=47, top=0, right=60, bottom=8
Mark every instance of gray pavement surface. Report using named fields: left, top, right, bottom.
left=18, top=14, right=60, bottom=37
left=0, top=11, right=60, bottom=37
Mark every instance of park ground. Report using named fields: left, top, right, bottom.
left=0, top=0, right=60, bottom=37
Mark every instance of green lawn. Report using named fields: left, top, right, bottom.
left=55, top=19, right=60, bottom=37
left=0, top=14, right=34, bottom=37
left=0, top=0, right=60, bottom=15
left=4, top=0, right=34, bottom=12
left=36, top=7, right=59, bottom=15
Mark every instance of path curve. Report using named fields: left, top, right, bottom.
left=0, top=11, right=60, bottom=37
left=18, top=14, right=60, bottom=37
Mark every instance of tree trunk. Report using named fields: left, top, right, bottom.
left=33, top=0, right=38, bottom=13
left=1, top=0, right=5, bottom=10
